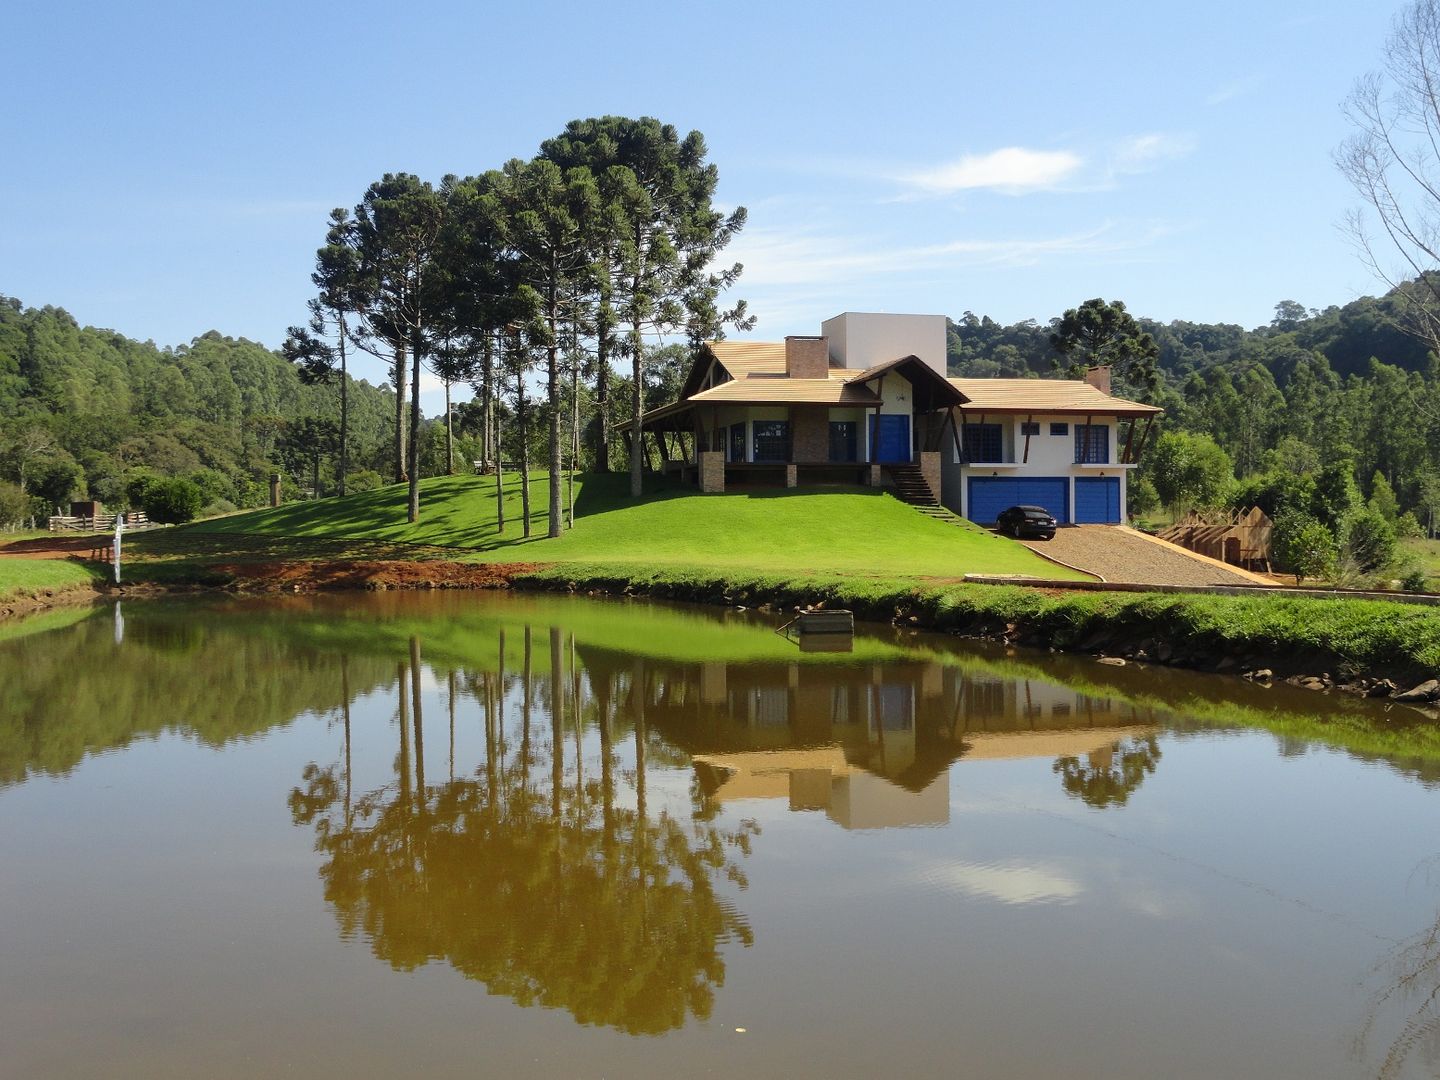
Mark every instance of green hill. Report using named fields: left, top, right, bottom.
left=184, top=472, right=1084, bottom=580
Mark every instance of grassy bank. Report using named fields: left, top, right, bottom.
left=517, top=563, right=1440, bottom=687
left=0, top=559, right=103, bottom=605
left=181, top=472, right=1082, bottom=580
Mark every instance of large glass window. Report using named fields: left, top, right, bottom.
left=729, top=423, right=746, bottom=462
left=752, top=420, right=789, bottom=463
left=1074, top=424, right=1110, bottom=464
left=961, top=423, right=1003, bottom=462
left=828, top=420, right=857, bottom=462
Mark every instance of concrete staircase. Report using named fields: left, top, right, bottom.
left=886, top=463, right=938, bottom=506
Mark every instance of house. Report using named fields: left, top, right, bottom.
left=619, top=311, right=1163, bottom=525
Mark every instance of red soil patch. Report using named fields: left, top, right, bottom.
left=0, top=535, right=111, bottom=559
left=212, top=560, right=540, bottom=591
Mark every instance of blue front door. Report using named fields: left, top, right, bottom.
left=1074, top=477, right=1122, bottom=523
left=871, top=415, right=911, bottom=463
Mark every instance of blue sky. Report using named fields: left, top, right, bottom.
left=0, top=0, right=1401, bottom=409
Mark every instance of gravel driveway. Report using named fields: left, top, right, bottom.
left=1015, top=525, right=1262, bottom=586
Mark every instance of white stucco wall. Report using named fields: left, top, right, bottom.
left=937, top=412, right=1131, bottom=522
left=821, top=313, right=947, bottom=377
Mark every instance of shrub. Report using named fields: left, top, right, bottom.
left=1126, top=475, right=1159, bottom=518
left=124, top=468, right=164, bottom=510
left=188, top=468, right=235, bottom=507
left=1272, top=511, right=1337, bottom=584
left=200, top=498, right=238, bottom=519
left=345, top=470, right=385, bottom=493
left=1401, top=567, right=1431, bottom=593
left=140, top=476, right=204, bottom=524
left=1343, top=508, right=1399, bottom=573
left=0, top=481, right=29, bottom=529
left=1396, top=511, right=1424, bottom=539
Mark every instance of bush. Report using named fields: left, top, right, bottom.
left=200, top=498, right=238, bottom=519
left=1273, top=511, right=1337, bottom=584
left=1401, top=567, right=1431, bottom=593
left=140, top=476, right=204, bottom=524
left=0, top=481, right=29, bottom=529
left=1343, top=508, right=1399, bottom=573
left=124, top=468, right=164, bottom=510
left=345, top=470, right=385, bottom=493
left=188, top=468, right=235, bottom=507
left=1396, top=511, right=1424, bottom=539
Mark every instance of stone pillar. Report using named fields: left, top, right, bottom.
left=699, top=450, right=726, bottom=493
left=919, top=451, right=941, bottom=502
left=269, top=473, right=282, bottom=507
left=868, top=464, right=883, bottom=487
left=785, top=463, right=798, bottom=488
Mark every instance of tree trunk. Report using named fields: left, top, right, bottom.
left=546, top=277, right=562, bottom=539
left=630, top=319, right=644, bottom=498
left=408, top=334, right=422, bottom=523
left=393, top=343, right=408, bottom=484
left=495, top=403, right=505, bottom=533
left=517, top=361, right=532, bottom=538
left=595, top=259, right=612, bottom=472
left=337, top=314, right=349, bottom=497
left=570, top=319, right=580, bottom=530
left=444, top=378, right=453, bottom=475
left=481, top=333, right=494, bottom=465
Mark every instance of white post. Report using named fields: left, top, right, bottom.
left=113, top=513, right=124, bottom=584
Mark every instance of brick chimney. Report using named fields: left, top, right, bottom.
left=785, top=335, right=829, bottom=379
left=1084, top=365, right=1112, bottom=395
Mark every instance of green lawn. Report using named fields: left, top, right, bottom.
left=184, top=472, right=1084, bottom=580
left=0, top=559, right=103, bottom=603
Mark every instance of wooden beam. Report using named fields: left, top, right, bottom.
left=949, top=408, right=964, bottom=465
left=1022, top=413, right=1032, bottom=464
left=1132, top=413, right=1158, bottom=465
left=1122, top=417, right=1137, bottom=464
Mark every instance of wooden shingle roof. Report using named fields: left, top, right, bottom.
left=949, top=377, right=1161, bottom=416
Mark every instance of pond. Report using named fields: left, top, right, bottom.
left=2, top=592, right=1440, bottom=1078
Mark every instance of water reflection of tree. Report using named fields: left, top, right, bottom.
left=1357, top=858, right=1440, bottom=1079
left=1052, top=735, right=1162, bottom=808
left=289, top=631, right=754, bottom=1036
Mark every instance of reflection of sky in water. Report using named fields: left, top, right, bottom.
left=911, top=857, right=1085, bottom=905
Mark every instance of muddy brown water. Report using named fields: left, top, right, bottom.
left=2, top=592, right=1439, bottom=1079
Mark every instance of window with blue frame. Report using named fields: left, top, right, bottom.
left=962, top=423, right=1004, bottom=462
left=752, top=420, right=789, bottom=463
left=1050, top=422, right=1069, bottom=436
left=1074, top=424, right=1109, bottom=464
left=1020, top=421, right=1040, bottom=436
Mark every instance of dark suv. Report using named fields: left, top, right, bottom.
left=996, top=505, right=1057, bottom=540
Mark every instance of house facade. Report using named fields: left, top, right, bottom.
left=619, top=312, right=1162, bottom=525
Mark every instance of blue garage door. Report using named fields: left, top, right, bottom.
left=1074, top=476, right=1121, bottom=523
left=870, top=415, right=911, bottom=463
left=967, top=477, right=1069, bottom=525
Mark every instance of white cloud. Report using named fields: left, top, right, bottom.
left=913, top=857, right=1084, bottom=906
left=896, top=146, right=1084, bottom=196
left=728, top=220, right=1165, bottom=290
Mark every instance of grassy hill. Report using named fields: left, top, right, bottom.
left=183, top=472, right=1083, bottom=580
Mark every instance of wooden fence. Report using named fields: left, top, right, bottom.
left=48, top=511, right=154, bottom=533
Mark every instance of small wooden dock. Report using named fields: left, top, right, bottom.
left=777, top=609, right=855, bottom=652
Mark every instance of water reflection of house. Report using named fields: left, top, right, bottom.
left=614, top=652, right=1161, bottom=830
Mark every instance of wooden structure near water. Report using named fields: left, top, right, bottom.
left=777, top=609, right=856, bottom=652
left=1157, top=506, right=1272, bottom=571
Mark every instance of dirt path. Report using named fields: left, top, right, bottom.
left=0, top=534, right=111, bottom=559
left=1017, top=525, right=1263, bottom=586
